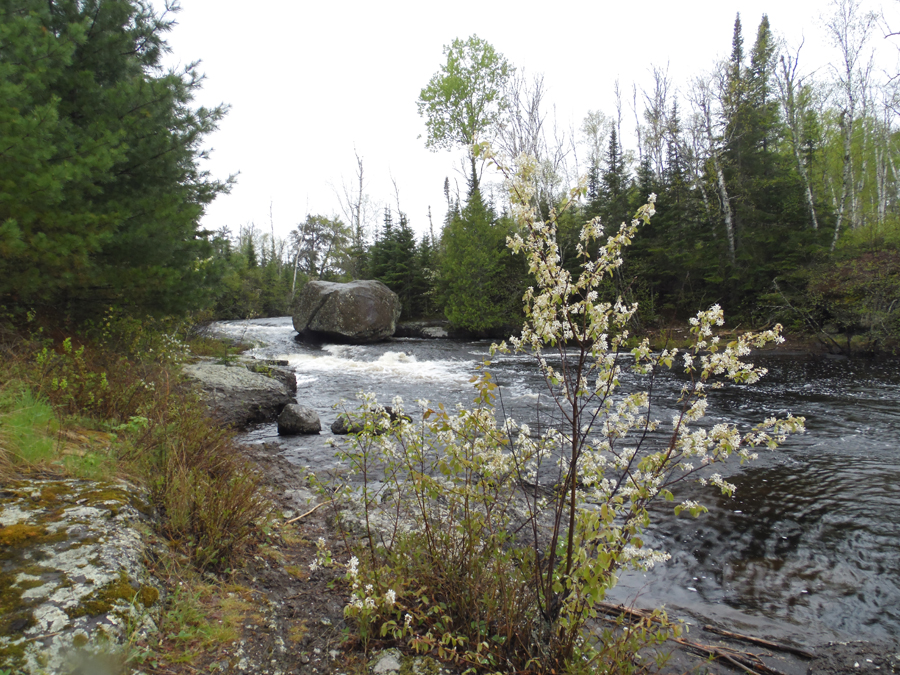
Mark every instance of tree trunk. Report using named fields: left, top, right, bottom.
left=832, top=111, right=853, bottom=251
left=712, top=153, right=737, bottom=264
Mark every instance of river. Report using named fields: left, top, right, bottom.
left=211, top=316, right=900, bottom=646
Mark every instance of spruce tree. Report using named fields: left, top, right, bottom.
left=440, top=181, right=524, bottom=334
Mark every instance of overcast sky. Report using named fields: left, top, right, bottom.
left=156, top=0, right=899, bottom=242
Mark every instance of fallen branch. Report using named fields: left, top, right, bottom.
left=703, top=625, right=816, bottom=659
left=597, top=601, right=799, bottom=675
left=283, top=500, right=332, bottom=525
left=675, top=638, right=790, bottom=675
left=597, top=601, right=660, bottom=623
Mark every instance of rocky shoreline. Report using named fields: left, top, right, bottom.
left=172, top=358, right=900, bottom=674
left=2, top=354, right=897, bottom=674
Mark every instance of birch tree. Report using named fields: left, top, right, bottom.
left=776, top=43, right=821, bottom=231
left=825, top=0, right=877, bottom=248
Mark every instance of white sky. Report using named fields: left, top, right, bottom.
left=156, top=0, right=899, bottom=242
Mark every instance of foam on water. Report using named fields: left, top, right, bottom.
left=278, top=347, right=471, bottom=385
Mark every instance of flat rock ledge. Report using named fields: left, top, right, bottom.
left=184, top=361, right=295, bottom=429
left=393, top=320, right=450, bottom=339
left=0, top=479, right=164, bottom=674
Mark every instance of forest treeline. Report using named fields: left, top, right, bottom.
left=208, top=10, right=900, bottom=348
left=2, top=0, right=898, bottom=349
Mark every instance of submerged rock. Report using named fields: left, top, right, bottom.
left=292, top=280, right=401, bottom=343
left=183, top=362, right=295, bottom=428
left=0, top=480, right=164, bottom=674
left=330, top=413, right=364, bottom=435
left=277, top=404, right=321, bottom=435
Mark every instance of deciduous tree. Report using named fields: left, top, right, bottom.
left=417, top=34, right=513, bottom=188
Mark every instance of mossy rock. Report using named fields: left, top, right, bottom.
left=0, top=478, right=164, bottom=674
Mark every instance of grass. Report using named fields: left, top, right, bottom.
left=0, top=312, right=277, bottom=670
left=0, top=385, right=57, bottom=472
left=151, top=582, right=255, bottom=664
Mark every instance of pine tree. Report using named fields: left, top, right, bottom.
left=368, top=209, right=428, bottom=319
left=0, top=0, right=231, bottom=316
left=598, top=127, right=633, bottom=229
left=711, top=14, right=822, bottom=311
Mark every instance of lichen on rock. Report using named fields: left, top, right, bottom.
left=0, top=479, right=164, bottom=674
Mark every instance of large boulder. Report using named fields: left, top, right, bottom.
left=292, top=280, right=401, bottom=343
left=183, top=362, right=294, bottom=428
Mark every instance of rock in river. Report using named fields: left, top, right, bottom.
left=292, top=280, right=401, bottom=343
left=277, top=404, right=321, bottom=435
left=183, top=362, right=295, bottom=428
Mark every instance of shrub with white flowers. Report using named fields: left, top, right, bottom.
left=329, top=149, right=805, bottom=674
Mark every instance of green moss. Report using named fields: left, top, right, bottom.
left=78, top=484, right=152, bottom=518
left=18, top=563, right=53, bottom=577
left=394, top=653, right=443, bottom=675
left=0, top=570, right=37, bottom=636
left=72, top=632, right=89, bottom=648
left=0, top=640, right=28, bottom=670
left=66, top=571, right=158, bottom=620
left=38, top=482, right=75, bottom=503
left=284, top=565, right=307, bottom=580
left=139, top=584, right=159, bottom=606
left=66, top=571, right=132, bottom=619
left=79, top=487, right=130, bottom=506
left=0, top=523, right=46, bottom=547
left=15, top=577, right=45, bottom=591
left=0, top=523, right=68, bottom=560
left=0, top=521, right=68, bottom=562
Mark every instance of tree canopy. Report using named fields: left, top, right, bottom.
left=417, top=34, right=513, bottom=187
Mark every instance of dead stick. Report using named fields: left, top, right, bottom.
left=283, top=500, right=332, bottom=525
left=597, top=601, right=659, bottom=622
left=720, top=652, right=764, bottom=675
left=598, top=607, right=785, bottom=675
left=702, top=625, right=816, bottom=659
left=675, top=639, right=789, bottom=675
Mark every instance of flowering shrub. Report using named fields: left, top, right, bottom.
left=330, top=152, right=805, bottom=673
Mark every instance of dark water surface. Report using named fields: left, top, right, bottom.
left=214, top=317, right=900, bottom=645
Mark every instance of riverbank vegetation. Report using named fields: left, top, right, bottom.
left=0, top=313, right=268, bottom=563
left=0, top=311, right=278, bottom=669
